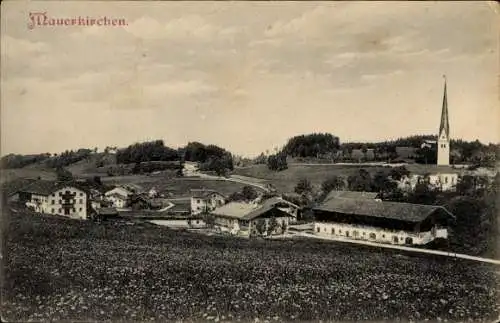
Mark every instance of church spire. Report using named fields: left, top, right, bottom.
left=439, top=75, right=450, bottom=139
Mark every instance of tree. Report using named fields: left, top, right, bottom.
left=268, top=217, right=279, bottom=235
left=255, top=219, right=267, bottom=236
left=408, top=179, right=438, bottom=205
left=295, top=178, right=312, bottom=195
left=92, top=176, right=102, bottom=186
left=242, top=186, right=258, bottom=201
left=389, top=166, right=410, bottom=181
left=321, top=175, right=345, bottom=194
left=267, top=151, right=288, bottom=171
left=347, top=169, right=372, bottom=192
left=204, top=213, right=216, bottom=228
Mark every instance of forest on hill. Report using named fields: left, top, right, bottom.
left=258, top=133, right=499, bottom=170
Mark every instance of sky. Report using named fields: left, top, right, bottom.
left=1, top=1, right=498, bottom=157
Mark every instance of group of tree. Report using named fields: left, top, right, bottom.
left=45, top=149, right=93, bottom=168
left=0, top=153, right=52, bottom=169
left=116, top=140, right=179, bottom=164
left=283, top=133, right=340, bottom=158
left=183, top=142, right=234, bottom=176
left=227, top=185, right=260, bottom=202
left=267, top=151, right=288, bottom=171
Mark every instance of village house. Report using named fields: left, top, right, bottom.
left=17, top=180, right=89, bottom=220
left=211, top=201, right=293, bottom=236
left=104, top=186, right=133, bottom=208
left=313, top=197, right=454, bottom=245
left=397, top=173, right=458, bottom=192
left=190, top=189, right=226, bottom=215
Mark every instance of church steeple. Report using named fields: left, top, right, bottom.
left=437, top=75, right=450, bottom=166
left=439, top=76, right=450, bottom=139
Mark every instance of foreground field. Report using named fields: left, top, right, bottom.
left=3, top=210, right=499, bottom=322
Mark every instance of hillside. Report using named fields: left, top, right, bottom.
left=3, top=210, right=499, bottom=322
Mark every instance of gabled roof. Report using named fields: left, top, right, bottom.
left=17, top=180, right=88, bottom=196
left=313, top=198, right=454, bottom=223
left=323, top=190, right=379, bottom=202
left=190, top=189, right=225, bottom=199
left=105, top=187, right=133, bottom=198
left=212, top=201, right=291, bottom=221
left=262, top=196, right=300, bottom=209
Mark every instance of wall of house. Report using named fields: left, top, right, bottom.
left=107, top=195, right=128, bottom=208
left=313, top=222, right=447, bottom=245
left=249, top=216, right=291, bottom=236
left=191, top=194, right=226, bottom=215
left=428, top=173, right=458, bottom=191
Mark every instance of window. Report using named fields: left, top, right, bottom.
left=79, top=199, right=83, bottom=204
left=80, top=192, right=83, bottom=196
left=345, top=231, right=350, bottom=237
left=52, top=194, right=55, bottom=197
left=369, top=233, right=376, bottom=240
left=196, top=220, right=199, bottom=224
left=393, top=236, right=398, bottom=243
left=382, top=234, right=385, bottom=238
left=317, top=227, right=320, bottom=233
left=72, top=208, right=76, bottom=212
left=197, top=199, right=201, bottom=203
left=59, top=192, right=62, bottom=196
left=51, top=200, right=55, bottom=205
left=405, top=237, right=413, bottom=244
left=444, top=177, right=448, bottom=184
left=331, top=228, right=335, bottom=234
left=51, top=208, right=54, bottom=213
left=58, top=208, right=61, bottom=213
left=59, top=200, right=62, bottom=204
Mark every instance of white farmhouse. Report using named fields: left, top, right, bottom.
left=313, top=197, right=454, bottom=246
left=105, top=186, right=133, bottom=208
left=212, top=201, right=293, bottom=236
left=18, top=180, right=89, bottom=220
left=190, top=189, right=226, bottom=215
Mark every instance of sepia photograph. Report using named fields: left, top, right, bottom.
left=1, top=1, right=499, bottom=322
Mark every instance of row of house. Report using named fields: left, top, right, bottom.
left=190, top=187, right=454, bottom=246
left=11, top=179, right=455, bottom=246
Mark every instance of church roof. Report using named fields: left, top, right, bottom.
left=439, top=77, right=450, bottom=138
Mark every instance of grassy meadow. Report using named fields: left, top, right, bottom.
left=3, top=210, right=499, bottom=322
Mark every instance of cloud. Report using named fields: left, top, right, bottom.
left=124, top=15, right=233, bottom=41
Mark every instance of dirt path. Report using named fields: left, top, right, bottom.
left=285, top=232, right=500, bottom=265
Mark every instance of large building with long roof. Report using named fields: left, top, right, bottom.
left=313, top=193, right=454, bottom=245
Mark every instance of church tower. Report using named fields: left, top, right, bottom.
left=437, top=76, right=450, bottom=166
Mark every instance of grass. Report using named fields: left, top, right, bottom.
left=3, top=209, right=499, bottom=322
left=0, top=168, right=56, bottom=184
